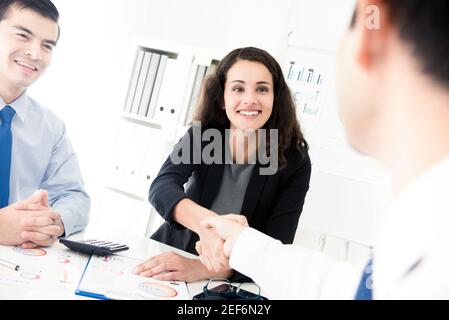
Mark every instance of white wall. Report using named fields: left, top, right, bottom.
left=286, top=0, right=355, bottom=51
left=29, top=0, right=294, bottom=218
left=283, top=0, right=391, bottom=248
left=28, top=0, right=387, bottom=260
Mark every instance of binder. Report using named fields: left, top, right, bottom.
left=137, top=53, right=161, bottom=117
left=136, top=128, right=166, bottom=196
left=184, top=65, right=207, bottom=126
left=124, top=49, right=145, bottom=113
left=206, top=61, right=218, bottom=76
left=130, top=51, right=152, bottom=115
left=120, top=124, right=150, bottom=195
left=108, top=119, right=136, bottom=190
left=152, top=57, right=178, bottom=124
left=146, top=54, right=168, bottom=118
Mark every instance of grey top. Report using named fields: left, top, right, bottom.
left=210, top=164, right=255, bottom=215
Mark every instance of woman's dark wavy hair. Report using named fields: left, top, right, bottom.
left=193, top=47, right=308, bottom=170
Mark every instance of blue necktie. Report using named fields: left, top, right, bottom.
left=354, top=259, right=373, bottom=300
left=0, top=106, right=16, bottom=208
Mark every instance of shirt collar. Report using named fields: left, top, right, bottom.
left=0, top=90, right=29, bottom=123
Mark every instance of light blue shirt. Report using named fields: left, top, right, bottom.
left=0, top=92, right=90, bottom=236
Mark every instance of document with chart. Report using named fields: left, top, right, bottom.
left=76, top=254, right=190, bottom=300
left=0, top=244, right=85, bottom=298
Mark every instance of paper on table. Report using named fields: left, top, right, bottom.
left=76, top=254, right=190, bottom=300
left=0, top=244, right=85, bottom=293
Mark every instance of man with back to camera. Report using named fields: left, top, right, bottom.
left=198, top=0, right=449, bottom=299
left=0, top=0, right=90, bottom=248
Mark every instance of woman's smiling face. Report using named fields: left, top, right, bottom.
left=224, top=59, right=274, bottom=131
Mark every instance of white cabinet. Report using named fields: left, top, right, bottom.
left=95, top=39, right=224, bottom=237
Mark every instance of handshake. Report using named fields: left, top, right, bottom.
left=195, top=214, right=249, bottom=274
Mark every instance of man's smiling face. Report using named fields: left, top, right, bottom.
left=0, top=5, right=58, bottom=94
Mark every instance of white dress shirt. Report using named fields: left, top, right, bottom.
left=1, top=92, right=90, bottom=236
left=230, top=156, right=449, bottom=299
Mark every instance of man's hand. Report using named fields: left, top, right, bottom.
left=0, top=205, right=28, bottom=246
left=20, top=214, right=64, bottom=248
left=195, top=226, right=230, bottom=274
left=199, top=214, right=248, bottom=258
left=17, top=190, right=64, bottom=247
left=0, top=190, right=64, bottom=247
left=14, top=189, right=49, bottom=211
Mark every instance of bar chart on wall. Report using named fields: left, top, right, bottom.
left=284, top=44, right=390, bottom=245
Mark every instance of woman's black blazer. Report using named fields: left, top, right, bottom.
left=149, top=126, right=311, bottom=260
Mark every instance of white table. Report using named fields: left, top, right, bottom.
left=0, top=230, right=259, bottom=300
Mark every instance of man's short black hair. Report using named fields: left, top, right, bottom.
left=0, top=0, right=59, bottom=23
left=352, top=0, right=449, bottom=88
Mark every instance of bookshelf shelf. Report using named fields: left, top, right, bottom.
left=121, top=112, right=162, bottom=129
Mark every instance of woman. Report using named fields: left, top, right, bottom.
left=134, top=47, right=311, bottom=282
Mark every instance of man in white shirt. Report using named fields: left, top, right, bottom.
left=0, top=0, right=90, bottom=248
left=198, top=0, right=449, bottom=299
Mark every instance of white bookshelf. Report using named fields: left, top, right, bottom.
left=94, top=39, right=225, bottom=238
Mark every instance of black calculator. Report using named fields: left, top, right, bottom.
left=59, top=238, right=129, bottom=256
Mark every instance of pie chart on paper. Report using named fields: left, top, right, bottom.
left=138, top=282, right=178, bottom=298
left=13, top=247, right=47, bottom=256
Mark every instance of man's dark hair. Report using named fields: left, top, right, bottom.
left=352, top=0, right=449, bottom=88
left=0, top=0, right=59, bottom=23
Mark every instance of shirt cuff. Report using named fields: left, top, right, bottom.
left=53, top=197, right=90, bottom=237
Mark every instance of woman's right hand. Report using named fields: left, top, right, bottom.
left=196, top=213, right=249, bottom=272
